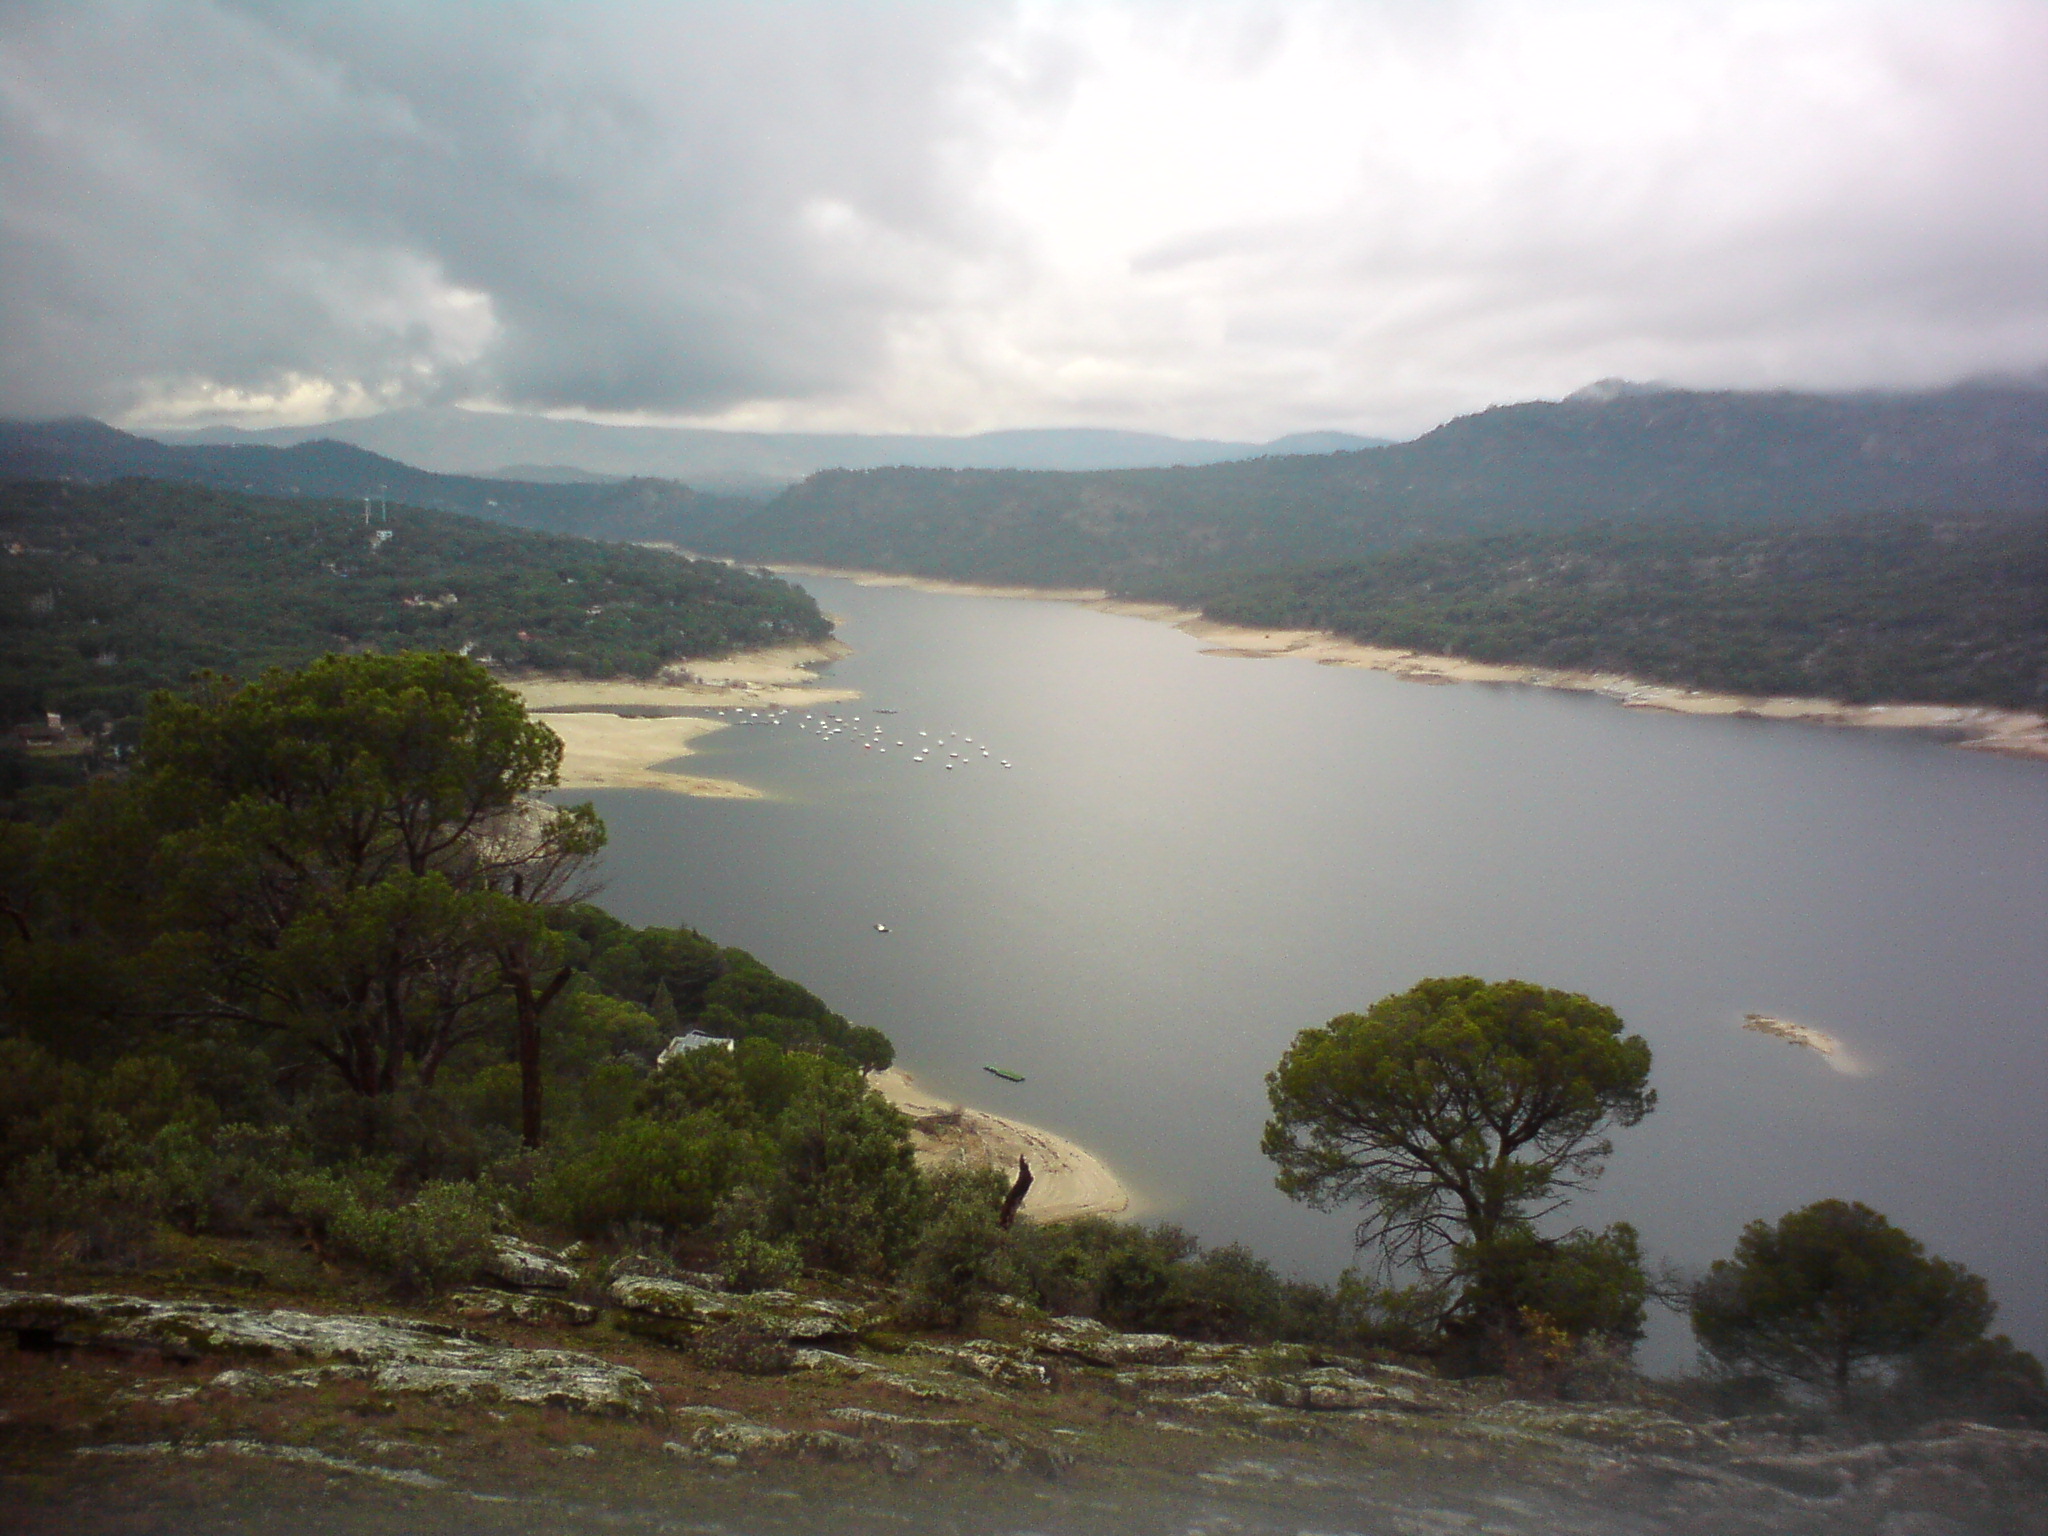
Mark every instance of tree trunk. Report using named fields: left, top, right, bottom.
left=999, top=1156, right=1033, bottom=1228
left=506, top=944, right=575, bottom=1149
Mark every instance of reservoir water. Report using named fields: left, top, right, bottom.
left=578, top=575, right=2048, bottom=1368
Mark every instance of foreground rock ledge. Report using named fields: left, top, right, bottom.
left=0, top=1288, right=658, bottom=1417
left=11, top=1286, right=2048, bottom=1534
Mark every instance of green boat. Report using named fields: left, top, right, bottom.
left=982, top=1066, right=1026, bottom=1084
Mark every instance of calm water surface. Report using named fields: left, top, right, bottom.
left=578, top=576, right=2048, bottom=1367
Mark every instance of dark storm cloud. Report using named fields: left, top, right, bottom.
left=2, top=0, right=2044, bottom=436
left=0, top=0, right=1012, bottom=420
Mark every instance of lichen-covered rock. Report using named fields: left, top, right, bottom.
left=789, top=1347, right=974, bottom=1402
left=1114, top=1363, right=1261, bottom=1398
left=478, top=1237, right=578, bottom=1292
left=1474, top=1401, right=1705, bottom=1454
left=828, top=1407, right=1067, bottom=1477
left=0, top=1290, right=656, bottom=1417
left=607, top=1277, right=870, bottom=1344
left=1259, top=1366, right=1435, bottom=1414
left=905, top=1340, right=1051, bottom=1389
left=447, top=1289, right=598, bottom=1327
left=1023, top=1316, right=1185, bottom=1368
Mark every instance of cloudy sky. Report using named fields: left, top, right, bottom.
left=3, top=0, right=2044, bottom=439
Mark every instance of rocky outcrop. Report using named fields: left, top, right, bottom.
left=606, top=1275, right=871, bottom=1345
left=447, top=1289, right=598, bottom=1327
left=19, top=1288, right=2048, bottom=1532
left=0, top=1289, right=656, bottom=1417
left=1022, top=1315, right=1187, bottom=1367
left=476, top=1237, right=578, bottom=1292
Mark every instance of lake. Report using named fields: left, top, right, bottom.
left=577, top=575, right=2048, bottom=1369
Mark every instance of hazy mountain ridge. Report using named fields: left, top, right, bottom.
left=699, top=383, right=2048, bottom=587
left=0, top=419, right=754, bottom=548
left=142, top=406, right=1393, bottom=489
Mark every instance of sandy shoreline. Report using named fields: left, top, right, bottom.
left=508, top=639, right=861, bottom=796
left=868, top=1067, right=1133, bottom=1224
left=762, top=564, right=2048, bottom=761
left=1168, top=616, right=2048, bottom=760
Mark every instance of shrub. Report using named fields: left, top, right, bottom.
left=318, top=1178, right=497, bottom=1296
left=899, top=1166, right=1012, bottom=1327
left=531, top=1113, right=761, bottom=1236
left=1335, top=1272, right=1452, bottom=1356
left=719, top=1229, right=803, bottom=1293
left=766, top=1072, right=924, bottom=1277
left=1448, top=1223, right=1650, bottom=1372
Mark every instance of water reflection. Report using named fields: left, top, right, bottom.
left=582, top=576, right=2048, bottom=1369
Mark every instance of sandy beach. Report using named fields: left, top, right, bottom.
left=868, top=1067, right=1133, bottom=1224
left=758, top=561, right=1113, bottom=604
left=509, top=639, right=861, bottom=796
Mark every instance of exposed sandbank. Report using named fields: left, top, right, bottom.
left=528, top=712, right=759, bottom=798
left=759, top=563, right=2047, bottom=761
left=508, top=639, right=860, bottom=797
left=868, top=1067, right=1133, bottom=1224
left=760, top=561, right=1112, bottom=603
left=1743, top=1012, right=1869, bottom=1076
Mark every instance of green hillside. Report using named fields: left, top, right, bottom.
left=705, top=384, right=2048, bottom=587
left=0, top=477, right=830, bottom=724
left=1165, top=513, right=2048, bottom=711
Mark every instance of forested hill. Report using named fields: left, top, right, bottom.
left=1163, top=512, right=2048, bottom=712
left=701, top=383, right=2048, bottom=588
left=0, top=418, right=756, bottom=549
left=0, top=477, right=830, bottom=722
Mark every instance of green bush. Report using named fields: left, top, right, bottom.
left=531, top=1113, right=761, bottom=1236
left=766, top=1072, right=924, bottom=1277
left=288, top=1173, right=496, bottom=1296
left=1452, top=1223, right=1650, bottom=1349
left=719, top=1230, right=804, bottom=1293
left=899, top=1166, right=1013, bottom=1327
left=1330, top=1273, right=1450, bottom=1355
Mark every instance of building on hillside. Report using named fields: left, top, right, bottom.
left=656, top=1030, right=736, bottom=1067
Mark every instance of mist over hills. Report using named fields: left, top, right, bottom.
left=145, top=407, right=1393, bottom=492
left=699, top=382, right=2048, bottom=588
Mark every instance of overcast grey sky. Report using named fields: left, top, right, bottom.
left=3, top=0, right=2044, bottom=438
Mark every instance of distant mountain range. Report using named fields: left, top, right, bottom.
left=695, top=382, right=2048, bottom=587
left=143, top=407, right=1393, bottom=492
left=0, top=418, right=751, bottom=548
left=8, top=380, right=2043, bottom=714
left=9, top=380, right=2043, bottom=594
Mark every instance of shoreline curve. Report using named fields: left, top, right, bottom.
left=868, top=1067, right=1134, bottom=1225
left=507, top=639, right=861, bottom=797
left=759, top=563, right=2048, bottom=762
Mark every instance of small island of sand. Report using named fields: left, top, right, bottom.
left=868, top=1067, right=1132, bottom=1224
left=1742, top=1012, right=1870, bottom=1075
left=509, top=639, right=858, bottom=798
left=1744, top=1012, right=1843, bottom=1056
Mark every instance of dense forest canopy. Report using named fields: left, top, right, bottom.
left=0, top=477, right=831, bottom=724
left=1161, top=513, right=2048, bottom=711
